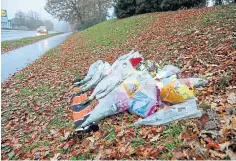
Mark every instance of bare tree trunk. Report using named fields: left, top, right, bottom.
left=69, top=0, right=83, bottom=23
left=98, top=0, right=102, bottom=21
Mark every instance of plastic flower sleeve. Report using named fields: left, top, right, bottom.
left=111, top=50, right=135, bottom=69
left=134, top=99, right=202, bottom=126
left=80, top=62, right=112, bottom=92
left=74, top=60, right=103, bottom=85
left=160, top=80, right=195, bottom=103
left=88, top=57, right=137, bottom=100
left=178, top=78, right=208, bottom=87
left=154, top=65, right=181, bottom=80
left=123, top=71, right=160, bottom=118
left=81, top=85, right=130, bottom=128
left=112, top=51, right=142, bottom=69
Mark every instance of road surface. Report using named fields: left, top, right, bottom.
left=1, top=29, right=57, bottom=42
left=1, top=32, right=72, bottom=82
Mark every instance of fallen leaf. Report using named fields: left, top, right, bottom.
left=207, top=142, right=220, bottom=150
left=31, top=146, right=48, bottom=154
left=95, top=150, right=103, bottom=160
left=150, top=134, right=160, bottom=142
left=225, top=149, right=236, bottom=160
left=230, top=116, right=236, bottom=130
left=127, top=146, right=136, bottom=155
left=199, top=113, right=209, bottom=129
left=219, top=142, right=231, bottom=151
left=50, top=153, right=60, bottom=160
left=209, top=149, right=226, bottom=159
left=172, top=150, right=185, bottom=159
left=24, top=138, right=33, bottom=143
left=104, top=149, right=113, bottom=155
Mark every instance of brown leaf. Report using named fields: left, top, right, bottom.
left=225, top=149, right=236, bottom=160
left=231, top=116, right=236, bottom=130
left=24, top=138, right=33, bottom=143
left=180, top=132, right=190, bottom=140
left=11, top=138, right=19, bottom=144
left=209, top=149, right=226, bottom=159
left=207, top=142, right=220, bottom=150
left=14, top=147, right=23, bottom=154
left=204, top=137, right=213, bottom=143
left=127, top=146, right=136, bottom=155
left=95, top=150, right=103, bottom=160
left=31, top=146, right=48, bottom=154
left=50, top=153, right=60, bottom=160
left=104, top=149, right=113, bottom=155
left=200, top=113, right=209, bottom=126
left=172, top=150, right=185, bottom=159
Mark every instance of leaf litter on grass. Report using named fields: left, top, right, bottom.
left=1, top=4, right=236, bottom=160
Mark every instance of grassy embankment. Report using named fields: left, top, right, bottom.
left=1, top=4, right=235, bottom=160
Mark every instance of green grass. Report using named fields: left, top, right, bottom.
left=199, top=102, right=211, bottom=111
left=163, top=122, right=186, bottom=150
left=15, top=72, right=28, bottom=82
left=199, top=4, right=236, bottom=26
left=1, top=33, right=61, bottom=53
left=104, top=131, right=117, bottom=141
left=131, top=137, right=146, bottom=147
left=17, top=83, right=73, bottom=129
left=23, top=141, right=50, bottom=153
left=80, top=14, right=154, bottom=50
left=71, top=154, right=93, bottom=160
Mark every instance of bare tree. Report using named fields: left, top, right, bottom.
left=26, top=10, right=43, bottom=30
left=45, top=0, right=113, bottom=25
left=43, top=20, right=54, bottom=30
left=27, top=10, right=40, bottom=20
left=14, top=11, right=27, bottom=26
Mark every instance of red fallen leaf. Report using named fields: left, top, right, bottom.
left=24, top=137, right=33, bottom=143
left=11, top=138, right=19, bottom=144
left=221, top=137, right=227, bottom=143
left=44, top=107, right=52, bottom=114
left=207, top=87, right=214, bottom=94
left=24, top=152, right=33, bottom=158
left=149, top=149, right=160, bottom=158
left=36, top=101, right=41, bottom=106
left=1, top=153, right=9, bottom=160
left=200, top=113, right=209, bottom=125
left=180, top=132, right=189, bottom=140
left=207, top=142, right=220, bottom=150
left=172, top=150, right=185, bottom=159
left=14, top=147, right=23, bottom=154
left=67, top=140, right=74, bottom=146
left=204, top=137, right=214, bottom=143
left=1, top=138, right=11, bottom=143
left=34, top=106, right=40, bottom=111
left=31, top=132, right=38, bottom=139
left=63, top=143, right=69, bottom=150
left=137, top=148, right=153, bottom=157
left=104, top=149, right=113, bottom=155
left=31, top=146, right=48, bottom=154
left=71, top=149, right=79, bottom=156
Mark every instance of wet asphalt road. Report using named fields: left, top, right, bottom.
left=1, top=29, right=56, bottom=42
left=1, top=32, right=72, bottom=82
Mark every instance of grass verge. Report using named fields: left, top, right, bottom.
left=1, top=33, right=61, bottom=53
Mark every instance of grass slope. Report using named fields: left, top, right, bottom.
left=1, top=33, right=61, bottom=54
left=1, top=4, right=236, bottom=160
